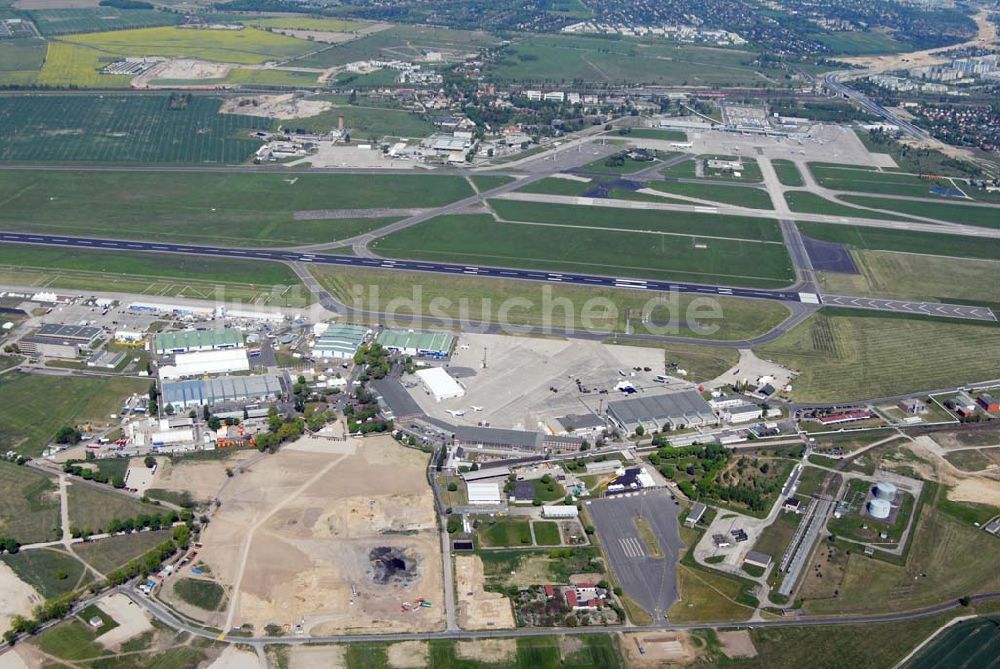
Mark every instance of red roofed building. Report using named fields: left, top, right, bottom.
left=564, top=589, right=578, bottom=607
left=544, top=585, right=555, bottom=598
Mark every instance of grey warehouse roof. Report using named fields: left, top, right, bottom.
left=607, top=389, right=715, bottom=425
left=161, top=374, right=284, bottom=407
left=37, top=323, right=102, bottom=341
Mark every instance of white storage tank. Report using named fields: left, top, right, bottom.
left=874, top=481, right=898, bottom=500
left=867, top=498, right=891, bottom=520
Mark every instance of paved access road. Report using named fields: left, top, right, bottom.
left=585, top=489, right=682, bottom=622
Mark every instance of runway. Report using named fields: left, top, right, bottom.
left=2, top=232, right=994, bottom=321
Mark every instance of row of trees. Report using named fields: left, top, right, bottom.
left=4, top=523, right=192, bottom=645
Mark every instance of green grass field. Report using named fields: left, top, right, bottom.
left=0, top=460, right=60, bottom=543
left=624, top=128, right=687, bottom=141
left=59, top=26, right=316, bottom=65
left=797, top=221, right=1000, bottom=261
left=803, top=493, right=1000, bottom=615
left=839, top=194, right=1000, bottom=229
left=273, top=100, right=435, bottom=138
left=646, top=182, right=774, bottom=209
left=491, top=200, right=784, bottom=242
left=27, top=7, right=181, bottom=36
left=217, top=67, right=322, bottom=88
left=772, top=159, right=804, bottom=187
left=32, top=619, right=106, bottom=661
left=0, top=94, right=270, bottom=163
left=785, top=191, right=911, bottom=221
left=469, top=175, right=515, bottom=192
left=37, top=42, right=132, bottom=88
left=0, top=244, right=308, bottom=306
left=1, top=548, right=90, bottom=598
left=532, top=521, right=562, bottom=546
left=0, top=170, right=469, bottom=246
left=0, top=374, right=147, bottom=457
left=372, top=212, right=795, bottom=288
left=757, top=310, right=1000, bottom=402
left=173, top=577, right=226, bottom=610
left=243, top=17, right=366, bottom=32
left=669, top=562, right=753, bottom=622
left=344, top=635, right=624, bottom=669
left=816, top=250, right=1000, bottom=306
left=809, top=165, right=942, bottom=197
left=293, top=25, right=497, bottom=68
left=516, top=177, right=593, bottom=197
left=739, top=612, right=966, bottom=669
left=489, top=34, right=774, bottom=87
left=72, top=530, right=173, bottom=574
left=67, top=485, right=168, bottom=535
left=479, top=518, right=533, bottom=547
left=0, top=38, right=47, bottom=86
left=904, top=615, right=1000, bottom=669
left=309, top=264, right=791, bottom=340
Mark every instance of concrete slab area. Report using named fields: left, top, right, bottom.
left=586, top=489, right=681, bottom=621
left=821, top=295, right=996, bottom=321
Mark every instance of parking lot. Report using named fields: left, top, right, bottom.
left=586, top=489, right=682, bottom=621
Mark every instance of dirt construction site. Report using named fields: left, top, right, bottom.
left=174, top=435, right=443, bottom=636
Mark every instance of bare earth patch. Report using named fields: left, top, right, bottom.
left=0, top=562, right=41, bottom=640
left=154, top=450, right=257, bottom=502
left=196, top=435, right=443, bottom=636
left=904, top=437, right=1000, bottom=507
left=454, top=639, right=516, bottom=663
left=95, top=593, right=153, bottom=650
left=387, top=640, right=428, bottom=668
left=454, top=555, right=515, bottom=630
left=219, top=94, right=332, bottom=120
left=717, top=629, right=757, bottom=659
left=207, top=646, right=259, bottom=669
left=620, top=632, right=696, bottom=667
left=288, top=645, right=347, bottom=669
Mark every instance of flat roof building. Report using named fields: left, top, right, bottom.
left=159, top=348, right=250, bottom=380
left=155, top=328, right=243, bottom=355
left=161, top=374, right=284, bottom=409
left=313, top=323, right=369, bottom=359
left=37, top=324, right=103, bottom=347
left=685, top=502, right=707, bottom=528
left=453, top=425, right=542, bottom=453
left=415, top=367, right=465, bottom=402
left=542, top=505, right=579, bottom=519
left=607, top=389, right=717, bottom=434
left=743, top=550, right=773, bottom=570
left=18, top=335, right=79, bottom=359
left=377, top=329, right=455, bottom=358
left=467, top=481, right=503, bottom=505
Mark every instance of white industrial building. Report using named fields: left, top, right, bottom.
left=466, top=481, right=502, bottom=505
left=542, top=505, right=579, bottom=519
left=720, top=402, right=763, bottom=423
left=415, top=367, right=465, bottom=401
left=159, top=348, right=250, bottom=380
